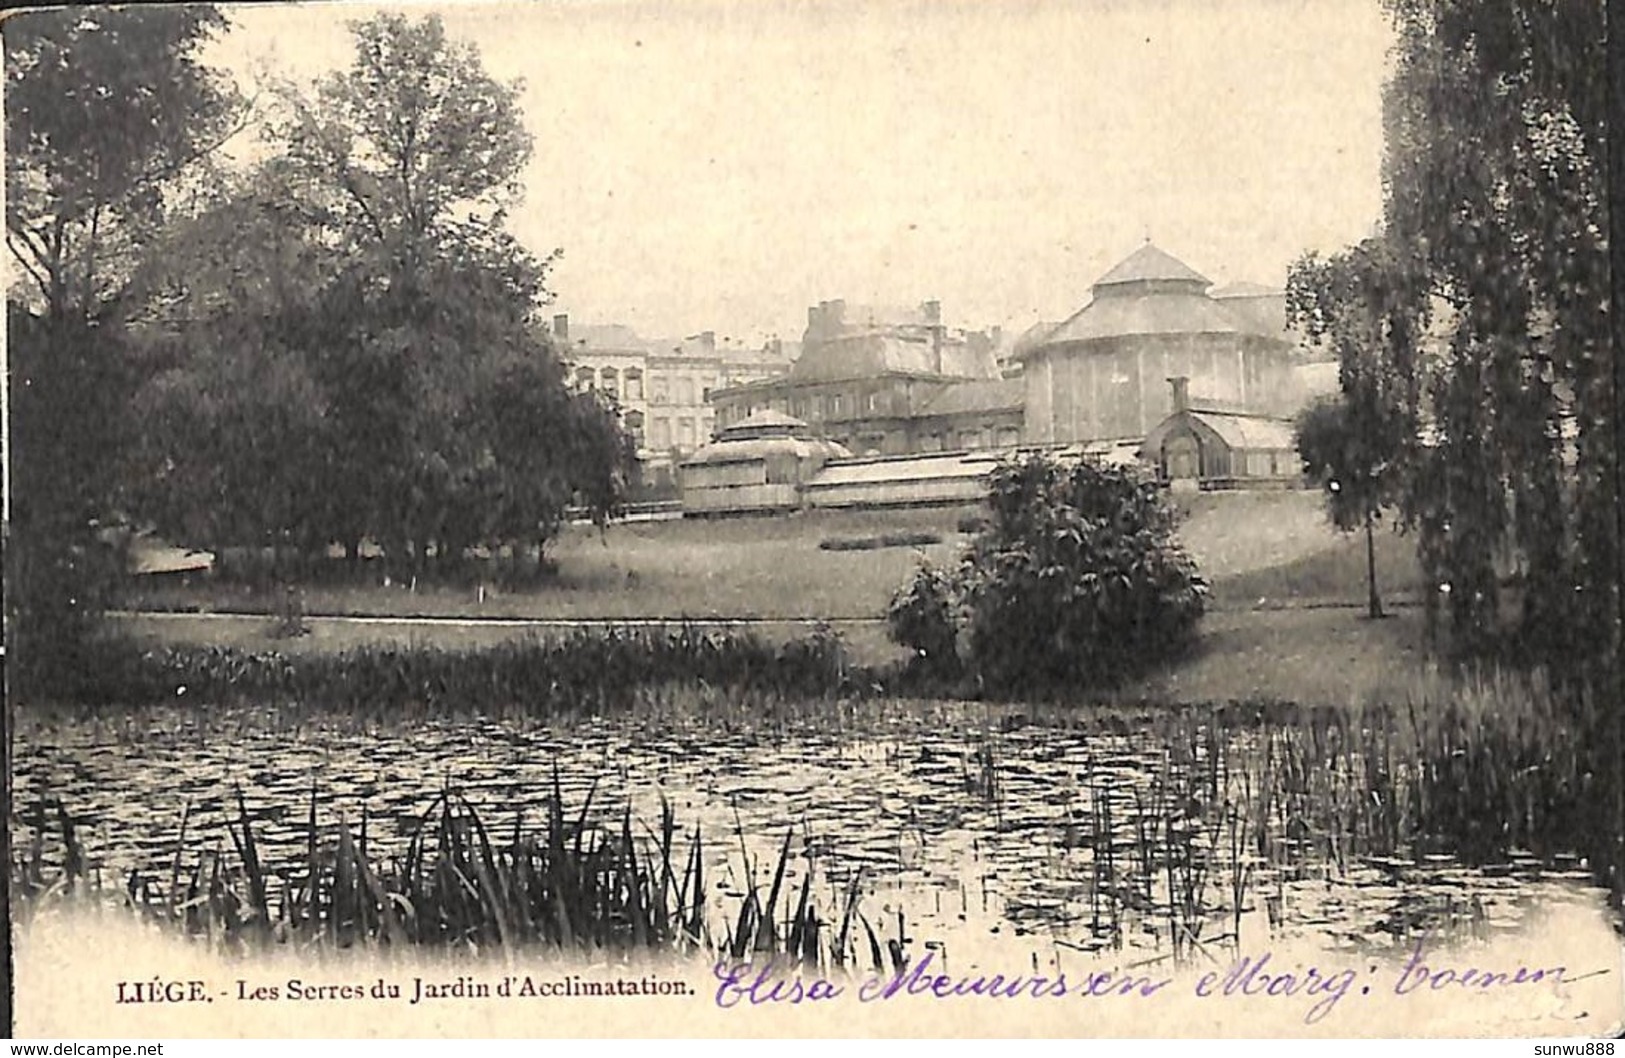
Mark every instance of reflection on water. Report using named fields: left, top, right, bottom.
left=10, top=703, right=1608, bottom=966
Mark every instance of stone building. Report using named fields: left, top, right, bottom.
left=708, top=299, right=1021, bottom=456
left=674, top=244, right=1329, bottom=513
left=552, top=314, right=792, bottom=486
left=1017, top=244, right=1302, bottom=445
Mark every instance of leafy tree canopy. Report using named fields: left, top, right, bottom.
left=6, top=5, right=244, bottom=319
left=120, top=13, right=630, bottom=578
left=1292, top=0, right=1611, bottom=662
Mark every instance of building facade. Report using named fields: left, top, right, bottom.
left=552, top=314, right=793, bottom=486
left=669, top=245, right=1327, bottom=513
left=709, top=299, right=1022, bottom=456
left=702, top=247, right=1312, bottom=468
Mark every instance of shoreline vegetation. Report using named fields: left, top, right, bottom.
left=13, top=621, right=1621, bottom=965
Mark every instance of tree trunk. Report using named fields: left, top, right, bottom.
left=1365, top=511, right=1384, bottom=619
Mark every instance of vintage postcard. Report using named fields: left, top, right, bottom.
left=4, top=0, right=1621, bottom=1041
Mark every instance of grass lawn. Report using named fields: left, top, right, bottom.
left=128, top=506, right=971, bottom=621
left=116, top=491, right=1443, bottom=702
left=128, top=491, right=1422, bottom=619
left=1115, top=606, right=1434, bottom=705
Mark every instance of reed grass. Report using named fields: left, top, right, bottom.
left=46, top=622, right=854, bottom=718
left=948, top=663, right=1617, bottom=956
left=10, top=776, right=899, bottom=972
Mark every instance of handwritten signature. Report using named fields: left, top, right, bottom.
left=712, top=942, right=1582, bottom=1025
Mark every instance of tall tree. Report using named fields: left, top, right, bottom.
left=1293, top=398, right=1397, bottom=619
left=4, top=6, right=242, bottom=693
left=1377, top=0, right=1611, bottom=663
left=1287, top=243, right=1416, bottom=622
left=1296, top=0, right=1619, bottom=904
left=124, top=12, right=630, bottom=577
left=6, top=5, right=243, bottom=323
left=479, top=358, right=635, bottom=574
left=278, top=13, right=546, bottom=571
left=121, top=172, right=339, bottom=565
left=274, top=12, right=535, bottom=286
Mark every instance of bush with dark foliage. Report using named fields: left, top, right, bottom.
left=888, top=454, right=1206, bottom=697
left=885, top=561, right=960, bottom=678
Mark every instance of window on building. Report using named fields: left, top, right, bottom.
left=830, top=393, right=845, bottom=417
left=576, top=366, right=596, bottom=389
left=651, top=416, right=672, bottom=450
left=676, top=377, right=695, bottom=405
left=624, top=368, right=643, bottom=401
left=997, top=427, right=1022, bottom=449
left=650, top=374, right=669, bottom=403
left=625, top=410, right=645, bottom=447
left=600, top=366, right=619, bottom=400
left=678, top=417, right=697, bottom=451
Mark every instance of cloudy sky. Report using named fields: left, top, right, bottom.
left=209, top=0, right=1393, bottom=343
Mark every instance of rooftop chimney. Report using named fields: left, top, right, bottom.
left=1169, top=376, right=1190, bottom=413
left=923, top=300, right=944, bottom=373
left=553, top=313, right=569, bottom=341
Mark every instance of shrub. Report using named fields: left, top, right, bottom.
left=885, top=561, right=960, bottom=676
left=5, top=529, right=128, bottom=701
left=818, top=530, right=942, bottom=552
left=885, top=454, right=1206, bottom=697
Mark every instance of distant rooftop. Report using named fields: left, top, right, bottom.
left=720, top=408, right=809, bottom=436
left=1209, top=281, right=1279, bottom=299
left=1093, top=243, right=1211, bottom=291
left=1021, top=245, right=1297, bottom=354
left=918, top=378, right=1025, bottom=417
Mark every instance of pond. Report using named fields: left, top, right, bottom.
left=10, top=700, right=1611, bottom=970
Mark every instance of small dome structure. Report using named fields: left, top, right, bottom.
left=679, top=411, right=850, bottom=515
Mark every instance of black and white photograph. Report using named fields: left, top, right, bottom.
left=3, top=0, right=1620, bottom=1041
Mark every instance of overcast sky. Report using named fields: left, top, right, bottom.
left=209, top=0, right=1393, bottom=343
